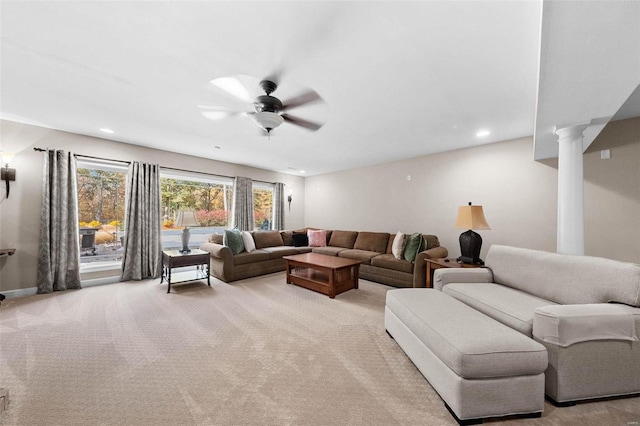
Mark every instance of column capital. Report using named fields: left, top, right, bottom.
left=554, top=123, right=589, bottom=140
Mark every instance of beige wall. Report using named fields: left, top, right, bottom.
left=584, top=117, right=640, bottom=260
left=0, top=119, right=306, bottom=292
left=305, top=118, right=640, bottom=264
left=2, top=117, right=638, bottom=294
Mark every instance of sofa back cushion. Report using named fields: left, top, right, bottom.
left=423, top=234, right=440, bottom=250
left=208, top=233, right=224, bottom=244
left=280, top=231, right=294, bottom=246
left=329, top=230, right=358, bottom=249
left=486, top=245, right=640, bottom=307
left=252, top=231, right=284, bottom=249
left=353, top=232, right=390, bottom=253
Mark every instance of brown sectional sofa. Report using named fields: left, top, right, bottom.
left=199, top=229, right=448, bottom=288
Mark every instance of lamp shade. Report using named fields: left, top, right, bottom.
left=0, top=152, right=15, bottom=166
left=174, top=211, right=200, bottom=227
left=454, top=204, right=491, bottom=230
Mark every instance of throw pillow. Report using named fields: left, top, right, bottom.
left=292, top=233, right=309, bottom=247
left=392, top=231, right=405, bottom=260
left=224, top=229, right=245, bottom=254
left=307, top=229, right=327, bottom=247
left=403, top=232, right=424, bottom=263
left=241, top=231, right=256, bottom=253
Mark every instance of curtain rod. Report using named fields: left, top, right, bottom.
left=32, top=147, right=277, bottom=184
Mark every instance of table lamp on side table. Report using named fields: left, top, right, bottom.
left=174, top=211, right=200, bottom=253
left=454, top=202, right=490, bottom=265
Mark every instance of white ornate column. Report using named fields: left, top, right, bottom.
left=555, top=124, right=588, bottom=255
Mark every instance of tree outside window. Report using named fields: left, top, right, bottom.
left=76, top=161, right=127, bottom=265
left=160, top=172, right=234, bottom=249
left=253, top=183, right=274, bottom=230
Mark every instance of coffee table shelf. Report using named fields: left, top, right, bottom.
left=284, top=253, right=361, bottom=299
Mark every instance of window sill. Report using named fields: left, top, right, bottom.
left=80, top=261, right=121, bottom=273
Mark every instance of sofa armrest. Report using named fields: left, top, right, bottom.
left=533, top=304, right=640, bottom=347
left=433, top=268, right=493, bottom=291
left=199, top=242, right=235, bottom=282
left=199, top=242, right=232, bottom=259
left=413, top=246, right=449, bottom=287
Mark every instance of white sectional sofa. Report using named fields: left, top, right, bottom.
left=386, top=245, right=640, bottom=424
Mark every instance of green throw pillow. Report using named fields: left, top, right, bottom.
left=403, top=232, right=424, bottom=263
left=224, top=229, right=245, bottom=254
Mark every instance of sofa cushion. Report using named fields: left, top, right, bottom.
left=208, top=233, right=224, bottom=244
left=533, top=304, right=639, bottom=347
left=403, top=232, right=424, bottom=263
left=338, top=249, right=379, bottom=265
left=252, top=231, right=284, bottom=249
left=311, top=246, right=346, bottom=256
left=308, top=229, right=328, bottom=247
left=353, top=232, right=389, bottom=253
left=485, top=245, right=640, bottom=307
left=224, top=229, right=245, bottom=254
left=443, top=283, right=557, bottom=337
left=280, top=231, right=294, bottom=246
left=262, top=246, right=300, bottom=259
left=371, top=253, right=414, bottom=274
left=329, top=230, right=359, bottom=248
left=292, top=233, right=309, bottom=247
left=424, top=234, right=439, bottom=250
left=233, top=250, right=270, bottom=265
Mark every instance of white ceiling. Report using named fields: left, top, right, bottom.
left=1, top=1, right=637, bottom=176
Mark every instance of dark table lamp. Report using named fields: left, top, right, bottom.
left=454, top=202, right=491, bottom=265
left=174, top=211, right=200, bottom=253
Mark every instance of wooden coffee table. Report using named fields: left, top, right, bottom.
left=283, top=253, right=361, bottom=298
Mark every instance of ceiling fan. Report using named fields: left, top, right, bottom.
left=199, top=75, right=327, bottom=137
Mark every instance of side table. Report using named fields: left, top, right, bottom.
left=425, top=258, right=484, bottom=288
left=161, top=249, right=210, bottom=293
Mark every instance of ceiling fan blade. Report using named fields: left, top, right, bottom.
left=198, top=104, right=247, bottom=120
left=282, top=90, right=323, bottom=111
left=209, top=76, right=253, bottom=103
left=282, top=114, right=324, bottom=131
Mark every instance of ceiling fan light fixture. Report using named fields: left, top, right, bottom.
left=252, top=111, right=284, bottom=132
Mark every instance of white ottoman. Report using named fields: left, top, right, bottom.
left=385, top=289, right=548, bottom=424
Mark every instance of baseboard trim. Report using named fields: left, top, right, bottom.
left=1, top=287, right=37, bottom=299
left=1, top=276, right=121, bottom=299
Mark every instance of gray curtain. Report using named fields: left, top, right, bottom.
left=232, top=176, right=254, bottom=231
left=120, top=161, right=162, bottom=281
left=37, top=150, right=81, bottom=293
left=273, top=182, right=285, bottom=230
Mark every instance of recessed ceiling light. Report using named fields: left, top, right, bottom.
left=299, top=170, right=306, bottom=174
left=100, top=128, right=114, bottom=134
left=476, top=130, right=490, bottom=138
left=214, top=146, right=221, bottom=150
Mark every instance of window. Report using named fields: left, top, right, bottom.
left=160, top=170, right=234, bottom=249
left=253, top=182, right=274, bottom=230
left=76, top=160, right=127, bottom=268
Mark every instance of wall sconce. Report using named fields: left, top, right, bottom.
left=0, top=152, right=16, bottom=199
left=287, top=190, right=293, bottom=210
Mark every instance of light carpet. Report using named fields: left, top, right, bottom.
left=0, top=272, right=638, bottom=425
